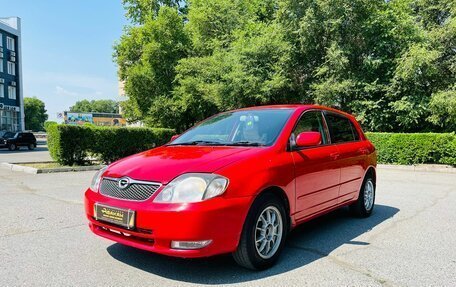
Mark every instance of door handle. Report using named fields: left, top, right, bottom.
left=330, top=152, right=340, bottom=160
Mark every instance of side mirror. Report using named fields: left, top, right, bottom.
left=170, top=134, right=180, bottom=141
left=295, top=131, right=322, bottom=148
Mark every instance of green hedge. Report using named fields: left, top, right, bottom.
left=46, top=124, right=175, bottom=165
left=46, top=124, right=92, bottom=165
left=366, top=132, right=456, bottom=166
left=46, top=126, right=455, bottom=166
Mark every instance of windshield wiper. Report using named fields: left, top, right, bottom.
left=225, top=141, right=266, bottom=146
left=167, top=140, right=224, bottom=146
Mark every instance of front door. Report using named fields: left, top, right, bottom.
left=291, top=110, right=341, bottom=221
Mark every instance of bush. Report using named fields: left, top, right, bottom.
left=44, top=121, right=57, bottom=130
left=90, top=127, right=175, bottom=163
left=366, top=132, right=456, bottom=166
left=46, top=125, right=92, bottom=165
left=46, top=125, right=455, bottom=167
left=45, top=124, right=175, bottom=165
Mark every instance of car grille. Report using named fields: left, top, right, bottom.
left=99, top=177, right=161, bottom=201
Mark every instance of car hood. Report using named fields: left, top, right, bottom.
left=104, top=145, right=262, bottom=184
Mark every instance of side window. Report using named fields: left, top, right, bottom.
left=292, top=111, right=328, bottom=145
left=350, top=122, right=360, bottom=141
left=325, top=113, right=358, bottom=143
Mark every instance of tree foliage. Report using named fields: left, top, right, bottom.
left=121, top=0, right=187, bottom=24
left=115, top=0, right=456, bottom=132
left=24, top=97, right=48, bottom=131
left=69, top=99, right=119, bottom=114
left=114, top=6, right=189, bottom=126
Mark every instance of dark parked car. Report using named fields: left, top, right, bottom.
left=0, top=132, right=37, bottom=151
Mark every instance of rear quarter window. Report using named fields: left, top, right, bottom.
left=325, top=113, right=359, bottom=143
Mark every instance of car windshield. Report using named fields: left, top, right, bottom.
left=2, top=132, right=16, bottom=139
left=170, top=109, right=293, bottom=146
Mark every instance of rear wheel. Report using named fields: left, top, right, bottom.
left=350, top=175, right=375, bottom=217
left=232, top=193, right=287, bottom=270
left=28, top=144, right=35, bottom=150
left=8, top=143, right=16, bottom=151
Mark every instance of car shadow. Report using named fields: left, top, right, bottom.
left=107, top=204, right=399, bottom=284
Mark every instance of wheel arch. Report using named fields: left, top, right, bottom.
left=256, top=186, right=292, bottom=232
left=365, top=166, right=376, bottom=185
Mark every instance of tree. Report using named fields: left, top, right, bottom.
left=428, top=85, right=456, bottom=131
left=69, top=99, right=119, bottom=113
left=115, top=0, right=456, bottom=132
left=24, top=97, right=48, bottom=131
left=114, top=6, right=190, bottom=127
left=168, top=22, right=295, bottom=131
left=122, top=0, right=187, bottom=24
left=278, top=0, right=426, bottom=131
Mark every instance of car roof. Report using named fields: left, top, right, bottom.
left=232, top=104, right=355, bottom=119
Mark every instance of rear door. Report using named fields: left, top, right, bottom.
left=324, top=112, right=366, bottom=204
left=291, top=110, right=341, bottom=221
left=16, top=133, right=25, bottom=146
left=25, top=133, right=36, bottom=145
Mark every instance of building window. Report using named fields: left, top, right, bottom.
left=8, top=85, right=16, bottom=100
left=0, top=33, right=2, bottom=47
left=0, top=84, right=4, bottom=98
left=0, top=59, right=3, bottom=73
left=7, top=61, right=15, bottom=75
left=0, top=110, right=19, bottom=132
left=6, top=37, right=15, bottom=51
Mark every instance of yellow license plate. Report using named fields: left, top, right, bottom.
left=94, top=203, right=135, bottom=229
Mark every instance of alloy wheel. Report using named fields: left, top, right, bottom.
left=255, top=206, right=283, bottom=259
left=364, top=179, right=375, bottom=211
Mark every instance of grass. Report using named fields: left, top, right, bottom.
left=17, top=161, right=101, bottom=169
left=18, top=162, right=70, bottom=169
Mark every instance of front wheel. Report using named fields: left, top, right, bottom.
left=350, top=175, right=375, bottom=217
left=8, top=143, right=16, bottom=151
left=232, top=193, right=287, bottom=270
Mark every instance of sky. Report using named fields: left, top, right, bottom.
left=1, top=0, right=129, bottom=121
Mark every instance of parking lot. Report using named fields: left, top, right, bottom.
left=0, top=142, right=52, bottom=163
left=1, top=165, right=455, bottom=286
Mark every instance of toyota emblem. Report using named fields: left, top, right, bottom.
left=118, top=177, right=130, bottom=189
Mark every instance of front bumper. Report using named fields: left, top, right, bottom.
left=84, top=188, right=253, bottom=258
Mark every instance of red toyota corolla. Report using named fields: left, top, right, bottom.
left=84, top=105, right=376, bottom=270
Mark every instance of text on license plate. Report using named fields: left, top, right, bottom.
left=94, top=203, right=135, bottom=229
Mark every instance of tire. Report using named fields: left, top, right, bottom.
left=8, top=143, right=16, bottom=151
left=232, top=192, right=288, bottom=270
left=349, top=174, right=375, bottom=217
left=28, top=144, right=35, bottom=150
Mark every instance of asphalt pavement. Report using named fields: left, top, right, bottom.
left=0, top=167, right=455, bottom=286
left=0, top=143, right=52, bottom=163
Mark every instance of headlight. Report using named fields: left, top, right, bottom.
left=90, top=166, right=107, bottom=192
left=154, top=173, right=229, bottom=203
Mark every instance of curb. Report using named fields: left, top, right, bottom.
left=2, top=162, right=454, bottom=174
left=378, top=164, right=456, bottom=173
left=0, top=162, right=103, bottom=174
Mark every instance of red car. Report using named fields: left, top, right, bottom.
left=84, top=105, right=376, bottom=270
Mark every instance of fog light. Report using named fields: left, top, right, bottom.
left=171, top=240, right=212, bottom=250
